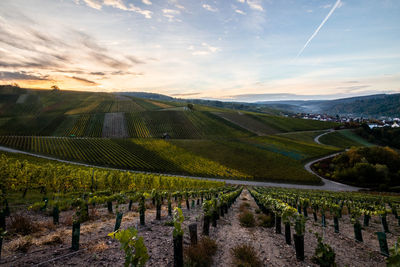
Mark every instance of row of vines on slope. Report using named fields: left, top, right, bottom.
left=249, top=187, right=400, bottom=263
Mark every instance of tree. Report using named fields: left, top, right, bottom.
left=51, top=85, right=60, bottom=91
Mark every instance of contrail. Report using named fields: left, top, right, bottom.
left=296, top=0, right=341, bottom=58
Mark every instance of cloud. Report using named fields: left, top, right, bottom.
left=70, top=76, right=99, bottom=85
left=235, top=9, right=246, bottom=15
left=246, top=0, right=264, bottom=11
left=81, top=0, right=102, bottom=10
left=191, top=43, right=220, bottom=56
left=126, top=55, right=145, bottom=64
left=170, top=92, right=200, bottom=97
left=77, top=0, right=153, bottom=18
left=202, top=4, right=218, bottom=12
left=0, top=71, right=49, bottom=81
left=296, top=0, right=342, bottom=58
left=0, top=10, right=146, bottom=86
left=162, top=9, right=181, bottom=22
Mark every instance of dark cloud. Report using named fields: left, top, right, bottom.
left=89, top=51, right=131, bottom=69
left=70, top=76, right=98, bottom=86
left=171, top=92, right=201, bottom=97
left=0, top=71, right=49, bottom=81
left=126, top=55, right=145, bottom=64
left=90, top=71, right=106, bottom=76
left=111, top=71, right=144, bottom=76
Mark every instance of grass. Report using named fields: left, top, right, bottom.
left=278, top=130, right=327, bottom=143
left=257, top=214, right=274, bottom=228
left=10, top=214, right=40, bottom=235
left=319, top=130, right=373, bottom=148
left=239, top=211, right=256, bottom=227
left=231, top=244, right=262, bottom=267
left=248, top=135, right=339, bottom=160
left=185, top=237, right=218, bottom=267
left=339, top=129, right=374, bottom=147
left=252, top=113, right=338, bottom=133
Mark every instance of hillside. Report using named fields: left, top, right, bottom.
left=260, top=93, right=400, bottom=117
left=0, top=85, right=342, bottom=184
left=0, top=85, right=336, bottom=138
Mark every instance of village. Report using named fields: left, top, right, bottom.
left=289, top=113, right=400, bottom=129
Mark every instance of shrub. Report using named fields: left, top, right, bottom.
left=239, top=202, right=250, bottom=212
left=108, top=227, right=149, bottom=267
left=257, top=214, right=274, bottom=228
left=387, top=237, right=400, bottom=267
left=312, top=233, right=336, bottom=267
left=239, top=211, right=255, bottom=227
left=231, top=244, right=262, bottom=267
left=185, top=237, right=218, bottom=267
left=10, top=214, right=39, bottom=235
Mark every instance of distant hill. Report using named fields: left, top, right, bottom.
left=260, top=94, right=400, bottom=118
left=117, top=92, right=174, bottom=101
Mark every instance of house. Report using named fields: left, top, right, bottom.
left=162, top=133, right=171, bottom=140
left=392, top=122, right=399, bottom=128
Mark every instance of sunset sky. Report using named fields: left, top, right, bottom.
left=0, top=0, right=399, bottom=101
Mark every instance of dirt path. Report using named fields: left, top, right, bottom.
left=210, top=189, right=306, bottom=267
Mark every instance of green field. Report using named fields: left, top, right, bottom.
left=277, top=130, right=326, bottom=143
left=319, top=130, right=373, bottom=148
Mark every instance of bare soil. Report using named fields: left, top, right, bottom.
left=1, top=189, right=398, bottom=266
left=102, top=112, right=129, bottom=138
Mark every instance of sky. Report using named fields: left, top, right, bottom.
left=0, top=0, right=399, bottom=101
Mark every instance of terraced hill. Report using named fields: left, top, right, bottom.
left=0, top=87, right=337, bottom=138
left=0, top=86, right=343, bottom=184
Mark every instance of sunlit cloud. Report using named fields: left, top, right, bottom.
left=75, top=0, right=153, bottom=18
left=142, top=0, right=152, bottom=5
left=0, top=0, right=398, bottom=99
left=202, top=4, right=218, bottom=12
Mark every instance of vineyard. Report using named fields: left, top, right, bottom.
left=0, top=152, right=399, bottom=267
left=0, top=134, right=343, bottom=183
left=249, top=187, right=400, bottom=266
left=213, top=111, right=281, bottom=135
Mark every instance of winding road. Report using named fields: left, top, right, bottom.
left=0, top=130, right=360, bottom=191
left=314, top=129, right=335, bottom=144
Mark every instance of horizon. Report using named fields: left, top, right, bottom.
left=0, top=0, right=399, bottom=101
